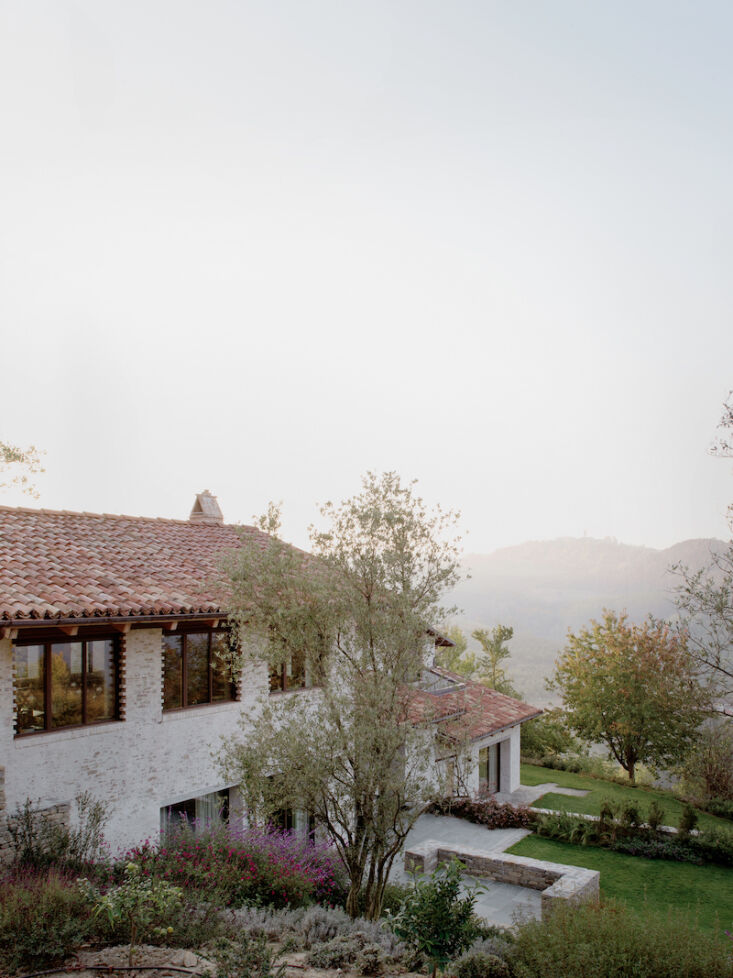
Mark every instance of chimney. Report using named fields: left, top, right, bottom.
left=189, top=490, right=224, bottom=525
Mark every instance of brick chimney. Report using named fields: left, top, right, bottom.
left=189, top=490, right=224, bottom=525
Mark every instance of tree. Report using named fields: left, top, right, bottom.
left=673, top=391, right=733, bottom=716
left=471, top=625, right=520, bottom=696
left=435, top=626, right=478, bottom=676
left=0, top=441, right=43, bottom=497
left=550, top=610, right=709, bottom=782
left=218, top=472, right=463, bottom=920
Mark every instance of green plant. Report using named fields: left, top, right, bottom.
left=647, top=800, right=666, bottom=831
left=93, top=862, right=183, bottom=966
left=389, top=859, right=481, bottom=977
left=213, top=932, right=288, bottom=978
left=451, top=950, right=510, bottom=978
left=8, top=792, right=108, bottom=872
left=679, top=803, right=699, bottom=837
left=0, top=868, right=94, bottom=975
left=620, top=800, right=641, bottom=829
left=509, top=899, right=733, bottom=978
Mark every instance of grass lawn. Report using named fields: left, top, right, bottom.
left=507, top=834, right=733, bottom=936
left=520, top=763, right=729, bottom=832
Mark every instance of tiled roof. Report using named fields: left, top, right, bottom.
left=406, top=666, right=541, bottom=740
left=0, top=505, right=270, bottom=622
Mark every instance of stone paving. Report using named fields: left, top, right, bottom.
left=391, top=780, right=594, bottom=929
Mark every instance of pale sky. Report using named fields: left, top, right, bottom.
left=1, top=1, right=732, bottom=553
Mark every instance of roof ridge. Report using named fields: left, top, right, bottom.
left=0, top=503, right=257, bottom=530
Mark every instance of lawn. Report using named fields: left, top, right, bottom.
left=520, top=763, right=728, bottom=832
left=507, top=834, right=733, bottom=936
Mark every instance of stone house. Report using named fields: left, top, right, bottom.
left=0, top=492, right=541, bottom=854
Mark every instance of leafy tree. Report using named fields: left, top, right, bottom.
left=218, top=472, right=464, bottom=920
left=673, top=392, right=733, bottom=716
left=550, top=610, right=709, bottom=782
left=676, top=723, right=733, bottom=803
left=0, top=441, right=43, bottom=497
left=436, top=627, right=478, bottom=676
left=520, top=708, right=580, bottom=760
left=471, top=625, right=521, bottom=697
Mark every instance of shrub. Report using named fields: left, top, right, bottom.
left=678, top=803, right=699, bottom=837
left=620, top=800, right=641, bottom=829
left=703, top=798, right=733, bottom=821
left=647, top=800, right=666, bottom=831
left=91, top=861, right=184, bottom=965
left=509, top=900, right=733, bottom=978
left=450, top=950, right=511, bottom=978
left=213, top=932, right=287, bottom=978
left=389, top=859, right=481, bottom=977
left=676, top=725, right=733, bottom=804
left=431, top=795, right=534, bottom=830
left=0, top=867, right=94, bottom=975
left=520, top=709, right=580, bottom=759
left=608, top=837, right=700, bottom=863
left=346, top=880, right=413, bottom=917
left=8, top=792, right=108, bottom=872
left=307, top=932, right=386, bottom=972
left=126, top=821, right=342, bottom=908
left=690, top=826, right=733, bottom=867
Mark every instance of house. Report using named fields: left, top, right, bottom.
left=0, top=492, right=541, bottom=854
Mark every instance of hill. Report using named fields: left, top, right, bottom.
left=448, top=536, right=726, bottom=707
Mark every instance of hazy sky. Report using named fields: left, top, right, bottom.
left=1, top=1, right=732, bottom=553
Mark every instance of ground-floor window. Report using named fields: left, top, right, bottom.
left=479, top=742, right=500, bottom=793
left=161, top=788, right=230, bottom=833
left=272, top=806, right=315, bottom=838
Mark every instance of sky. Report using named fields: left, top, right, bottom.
left=1, top=1, right=732, bottom=554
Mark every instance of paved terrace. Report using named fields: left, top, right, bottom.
left=392, top=781, right=594, bottom=928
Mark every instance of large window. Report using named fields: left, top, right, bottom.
left=161, top=788, right=230, bottom=833
left=14, top=637, right=118, bottom=735
left=163, top=630, right=236, bottom=710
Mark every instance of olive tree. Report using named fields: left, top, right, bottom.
left=218, top=472, right=464, bottom=919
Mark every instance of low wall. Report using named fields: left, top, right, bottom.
left=404, top=839, right=599, bottom=919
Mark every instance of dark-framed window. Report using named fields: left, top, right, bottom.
left=163, top=630, right=236, bottom=710
left=14, top=637, right=119, bottom=735
left=269, top=650, right=307, bottom=693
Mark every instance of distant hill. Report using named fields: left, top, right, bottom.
left=447, top=536, right=726, bottom=708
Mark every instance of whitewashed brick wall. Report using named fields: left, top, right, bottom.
left=0, top=631, right=267, bottom=853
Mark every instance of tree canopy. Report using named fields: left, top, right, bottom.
left=218, top=472, right=464, bottom=919
left=550, top=610, right=709, bottom=781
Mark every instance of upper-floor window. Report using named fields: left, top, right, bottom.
left=269, top=650, right=307, bottom=693
left=163, top=630, right=236, bottom=710
left=14, top=637, right=119, bottom=735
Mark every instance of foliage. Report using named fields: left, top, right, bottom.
left=520, top=708, right=580, bottom=759
left=307, top=932, right=389, bottom=974
left=470, top=625, right=520, bottom=697
left=672, top=392, right=733, bottom=715
left=0, top=867, right=94, bottom=975
left=647, top=799, right=666, bottom=831
left=436, top=627, right=479, bottom=676
left=213, top=932, right=288, bottom=978
left=550, top=610, right=709, bottom=781
left=8, top=792, right=109, bottom=872
left=450, top=949, right=511, bottom=978
left=0, top=440, right=44, bottom=497
left=389, top=859, right=481, bottom=977
left=91, top=862, right=183, bottom=966
left=678, top=803, right=699, bottom=837
left=220, top=472, right=464, bottom=919
left=705, top=798, right=733, bottom=821
left=676, top=723, right=733, bottom=803
left=430, top=793, right=534, bottom=829
left=126, top=821, right=341, bottom=908
left=508, top=899, right=733, bottom=978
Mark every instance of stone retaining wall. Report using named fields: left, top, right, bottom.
left=404, top=839, right=599, bottom=919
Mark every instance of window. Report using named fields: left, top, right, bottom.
left=163, top=630, right=236, bottom=710
left=14, top=637, right=118, bottom=735
left=269, top=650, right=307, bottom=693
left=161, top=788, right=230, bottom=833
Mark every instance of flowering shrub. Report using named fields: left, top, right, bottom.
left=123, top=823, right=343, bottom=909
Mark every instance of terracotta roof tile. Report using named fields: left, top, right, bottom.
left=405, top=666, right=541, bottom=740
left=0, top=505, right=270, bottom=622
